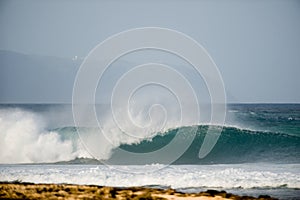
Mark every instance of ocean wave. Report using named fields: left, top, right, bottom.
left=47, top=124, right=300, bottom=165
left=0, top=107, right=299, bottom=164
left=103, top=125, right=300, bottom=164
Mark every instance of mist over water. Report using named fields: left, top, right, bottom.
left=0, top=104, right=299, bottom=164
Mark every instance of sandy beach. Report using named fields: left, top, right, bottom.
left=0, top=182, right=277, bottom=200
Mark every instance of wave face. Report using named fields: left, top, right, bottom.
left=0, top=104, right=299, bottom=164
left=43, top=125, right=300, bottom=165
left=109, top=125, right=300, bottom=164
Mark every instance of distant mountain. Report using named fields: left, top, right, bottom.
left=0, top=50, right=81, bottom=103
left=0, top=50, right=237, bottom=103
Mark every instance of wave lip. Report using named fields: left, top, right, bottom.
left=109, top=125, right=300, bottom=165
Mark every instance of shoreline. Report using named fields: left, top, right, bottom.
left=0, top=182, right=277, bottom=200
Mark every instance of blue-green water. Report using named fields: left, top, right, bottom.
left=0, top=104, right=299, bottom=164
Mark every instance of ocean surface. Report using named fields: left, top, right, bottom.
left=0, top=104, right=299, bottom=199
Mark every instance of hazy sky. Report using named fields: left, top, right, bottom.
left=0, top=0, right=300, bottom=103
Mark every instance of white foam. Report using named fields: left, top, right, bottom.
left=0, top=108, right=88, bottom=163
left=1, top=164, right=299, bottom=189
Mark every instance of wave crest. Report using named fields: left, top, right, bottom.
left=1, top=108, right=299, bottom=164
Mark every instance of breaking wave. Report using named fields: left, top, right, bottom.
left=0, top=107, right=299, bottom=164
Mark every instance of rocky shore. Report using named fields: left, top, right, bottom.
left=0, top=182, right=277, bottom=200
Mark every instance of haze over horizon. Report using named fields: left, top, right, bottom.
left=0, top=0, right=300, bottom=103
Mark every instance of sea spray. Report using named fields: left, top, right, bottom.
left=0, top=108, right=88, bottom=163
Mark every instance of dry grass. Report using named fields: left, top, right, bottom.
left=0, top=182, right=277, bottom=200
